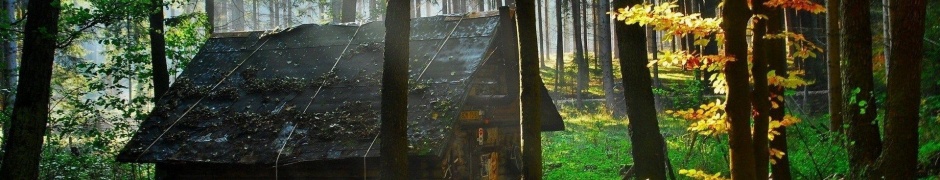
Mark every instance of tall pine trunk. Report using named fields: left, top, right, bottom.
left=232, top=0, right=245, bottom=31
left=842, top=0, right=882, bottom=178
left=877, top=0, right=927, bottom=178
left=826, top=0, right=843, bottom=133
left=537, top=0, right=546, bottom=68
left=750, top=0, right=771, bottom=178
left=0, top=0, right=15, bottom=111
left=514, top=2, right=544, bottom=178
left=571, top=0, right=587, bottom=106
left=767, top=4, right=792, bottom=180
left=881, top=0, right=890, bottom=76
left=252, top=0, right=259, bottom=30
left=341, top=0, right=357, bottom=22
left=150, top=0, right=169, bottom=100
left=555, top=0, right=565, bottom=93
left=0, top=0, right=61, bottom=178
left=597, top=0, right=623, bottom=117
left=613, top=0, right=666, bottom=178
left=381, top=0, right=410, bottom=178
left=206, top=0, right=215, bottom=33
left=284, top=0, right=292, bottom=26
left=0, top=0, right=16, bottom=143
left=721, top=0, right=757, bottom=179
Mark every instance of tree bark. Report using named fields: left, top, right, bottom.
left=750, top=0, right=771, bottom=178
left=217, top=0, right=228, bottom=31
left=206, top=0, right=215, bottom=33
left=537, top=0, right=546, bottom=68
left=150, top=0, right=170, bottom=101
left=571, top=0, right=587, bottom=106
left=598, top=0, right=624, bottom=118
left=721, top=0, right=756, bottom=179
left=701, top=0, right=718, bottom=91
left=513, top=2, right=544, bottom=179
left=232, top=0, right=245, bottom=31
left=881, top=0, right=890, bottom=76
left=767, top=4, right=792, bottom=180
left=0, top=0, right=61, bottom=178
left=341, top=0, right=357, bottom=22
left=555, top=0, right=565, bottom=93
left=877, top=0, right=926, bottom=178
left=381, top=0, right=410, bottom=179
left=581, top=0, right=589, bottom=55
left=272, top=0, right=279, bottom=26
left=0, top=0, right=15, bottom=150
left=284, top=0, right=292, bottom=26
left=252, top=0, right=259, bottom=30
left=842, top=0, right=882, bottom=178
left=826, top=0, right=843, bottom=133
left=0, top=0, right=15, bottom=111
left=544, top=1, right=552, bottom=69
left=613, top=0, right=667, bottom=179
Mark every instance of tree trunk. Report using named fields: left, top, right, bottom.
left=513, top=2, right=544, bottom=179
left=252, top=0, right=259, bottom=30
left=826, top=0, right=843, bottom=133
left=411, top=0, right=421, bottom=18
left=285, top=0, right=292, bottom=26
left=0, top=0, right=15, bottom=149
left=217, top=0, right=228, bottom=31
left=646, top=16, right=662, bottom=111
left=0, top=0, right=60, bottom=178
left=341, top=0, right=357, bottom=22
left=767, top=4, right=792, bottom=180
left=150, top=0, right=169, bottom=101
left=381, top=0, right=410, bottom=179
left=881, top=0, right=890, bottom=76
left=271, top=0, right=279, bottom=26
left=750, top=0, right=771, bottom=178
left=0, top=0, right=15, bottom=111
left=721, top=0, right=756, bottom=179
left=232, top=0, right=245, bottom=31
left=537, top=0, right=545, bottom=68
left=701, top=0, right=718, bottom=91
left=544, top=1, right=552, bottom=69
left=613, top=0, right=667, bottom=179
left=572, top=0, right=587, bottom=106
left=555, top=0, right=565, bottom=93
left=598, top=0, right=623, bottom=118
left=842, top=0, right=882, bottom=178
left=206, top=0, right=215, bottom=33
left=877, top=0, right=926, bottom=178
left=581, top=0, right=589, bottom=60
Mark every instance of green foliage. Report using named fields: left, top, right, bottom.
left=0, top=0, right=209, bottom=178
left=653, top=75, right=704, bottom=109
left=922, top=141, right=940, bottom=163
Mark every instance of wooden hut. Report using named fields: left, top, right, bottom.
left=117, top=8, right=564, bottom=179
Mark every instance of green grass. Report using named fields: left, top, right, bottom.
left=541, top=101, right=861, bottom=179
left=534, top=55, right=929, bottom=179
left=542, top=102, right=633, bottom=179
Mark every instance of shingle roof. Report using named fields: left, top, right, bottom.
left=117, top=12, right=563, bottom=165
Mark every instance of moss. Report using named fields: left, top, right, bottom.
left=169, top=77, right=211, bottom=99
left=311, top=71, right=343, bottom=87
left=240, top=66, right=259, bottom=80
left=209, top=86, right=239, bottom=100
left=244, top=76, right=309, bottom=93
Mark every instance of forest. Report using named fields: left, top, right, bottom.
left=0, top=0, right=936, bottom=179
